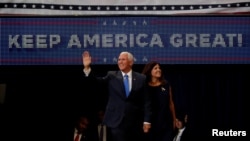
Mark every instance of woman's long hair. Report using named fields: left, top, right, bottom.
left=142, top=61, right=167, bottom=85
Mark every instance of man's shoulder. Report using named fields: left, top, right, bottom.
left=106, top=71, right=122, bottom=78
left=132, top=71, right=146, bottom=80
left=133, top=71, right=145, bottom=77
left=107, top=70, right=145, bottom=78
left=107, top=71, right=119, bottom=75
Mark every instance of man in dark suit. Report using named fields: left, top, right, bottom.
left=82, top=51, right=151, bottom=141
left=172, top=109, right=192, bottom=141
left=70, top=114, right=98, bottom=141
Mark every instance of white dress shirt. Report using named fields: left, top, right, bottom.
left=74, top=129, right=83, bottom=141
left=98, top=124, right=107, bottom=141
left=174, top=127, right=186, bottom=141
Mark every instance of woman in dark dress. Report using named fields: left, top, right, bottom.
left=142, top=61, right=176, bottom=141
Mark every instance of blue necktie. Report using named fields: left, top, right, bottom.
left=123, top=74, right=129, bottom=97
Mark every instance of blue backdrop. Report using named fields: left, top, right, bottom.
left=1, top=16, right=250, bottom=65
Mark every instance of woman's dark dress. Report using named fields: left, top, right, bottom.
left=147, top=83, right=174, bottom=141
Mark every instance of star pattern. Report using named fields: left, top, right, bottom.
left=1, top=2, right=249, bottom=11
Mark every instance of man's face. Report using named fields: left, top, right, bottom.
left=175, top=118, right=184, bottom=129
left=118, top=53, right=132, bottom=73
left=77, top=117, right=89, bottom=133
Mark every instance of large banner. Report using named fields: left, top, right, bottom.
left=0, top=0, right=249, bottom=15
left=1, top=16, right=250, bottom=65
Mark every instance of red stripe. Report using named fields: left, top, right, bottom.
left=151, top=20, right=250, bottom=25
left=0, top=21, right=98, bottom=25
left=1, top=57, right=249, bottom=63
left=150, top=57, right=250, bottom=61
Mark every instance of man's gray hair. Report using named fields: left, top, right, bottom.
left=120, top=51, right=134, bottom=62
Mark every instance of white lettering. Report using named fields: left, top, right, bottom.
left=36, top=35, right=47, bottom=48
left=84, top=34, right=100, bottom=48
left=186, top=34, right=198, bottom=47
left=9, top=35, right=21, bottom=48
left=81, top=33, right=163, bottom=48
left=50, top=35, right=60, bottom=48
left=102, top=34, right=113, bottom=48
left=150, top=34, right=164, bottom=47
left=9, top=34, right=61, bottom=49
left=8, top=33, right=243, bottom=49
left=212, top=34, right=226, bottom=47
left=212, top=129, right=247, bottom=136
left=212, top=129, right=218, bottom=136
left=171, top=34, right=242, bottom=47
left=115, top=34, right=127, bottom=47
left=22, top=35, right=33, bottom=48
left=68, top=34, right=81, bottom=48
left=200, top=34, right=211, bottom=47
left=136, top=34, right=148, bottom=47
left=170, top=34, right=182, bottom=47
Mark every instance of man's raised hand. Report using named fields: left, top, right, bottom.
left=82, top=51, right=91, bottom=68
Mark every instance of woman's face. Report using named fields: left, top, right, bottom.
left=151, top=64, right=162, bottom=78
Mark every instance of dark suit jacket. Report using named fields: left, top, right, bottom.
left=98, top=71, right=151, bottom=128
left=172, top=126, right=192, bottom=141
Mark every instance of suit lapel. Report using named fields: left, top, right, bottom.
left=131, top=71, right=137, bottom=96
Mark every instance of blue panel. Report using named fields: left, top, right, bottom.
left=1, top=16, right=250, bottom=65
